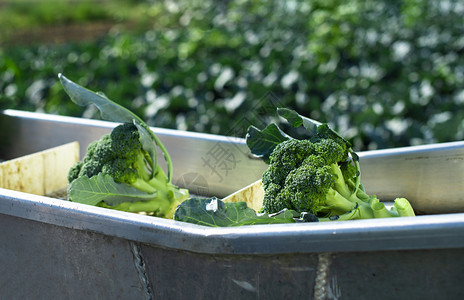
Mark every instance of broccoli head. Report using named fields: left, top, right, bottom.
left=261, top=134, right=415, bottom=220
left=68, top=122, right=189, bottom=218
left=60, top=74, right=189, bottom=219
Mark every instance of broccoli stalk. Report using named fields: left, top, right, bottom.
left=317, top=164, right=413, bottom=221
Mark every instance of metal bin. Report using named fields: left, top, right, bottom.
left=1, top=109, right=464, bottom=300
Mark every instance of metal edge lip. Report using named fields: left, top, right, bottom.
left=1, top=109, right=247, bottom=145
left=1, top=188, right=464, bottom=255
left=2, top=109, right=116, bottom=129
left=358, top=140, right=464, bottom=158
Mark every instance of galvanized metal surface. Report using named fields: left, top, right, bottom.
left=360, top=141, right=464, bottom=214
left=1, top=110, right=464, bottom=299
left=0, top=213, right=148, bottom=300
left=2, top=208, right=463, bottom=299
left=138, top=244, right=464, bottom=300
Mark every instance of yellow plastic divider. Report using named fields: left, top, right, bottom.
left=0, top=142, right=79, bottom=196
left=222, top=179, right=264, bottom=212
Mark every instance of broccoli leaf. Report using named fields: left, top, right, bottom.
left=245, top=108, right=323, bottom=163
left=277, top=107, right=322, bottom=132
left=68, top=173, right=157, bottom=206
left=245, top=123, right=290, bottom=164
left=174, top=197, right=309, bottom=227
left=59, top=73, right=143, bottom=125
left=277, top=108, right=353, bottom=148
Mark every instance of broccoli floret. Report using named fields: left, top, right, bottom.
left=67, top=160, right=83, bottom=183
left=261, top=134, right=415, bottom=220
left=73, top=135, right=116, bottom=180
left=68, top=122, right=189, bottom=218
left=262, top=139, right=315, bottom=186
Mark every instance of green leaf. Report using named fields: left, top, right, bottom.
left=68, top=173, right=156, bottom=206
left=58, top=73, right=143, bottom=124
left=277, top=107, right=322, bottom=132
left=245, top=108, right=324, bottom=164
left=277, top=108, right=349, bottom=145
left=174, top=197, right=304, bottom=227
left=245, top=123, right=290, bottom=164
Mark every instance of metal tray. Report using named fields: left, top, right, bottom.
left=1, top=109, right=464, bottom=300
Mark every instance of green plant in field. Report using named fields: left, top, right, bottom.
left=0, top=0, right=153, bottom=43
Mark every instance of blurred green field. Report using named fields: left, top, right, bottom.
left=0, top=0, right=153, bottom=44
left=1, top=0, right=463, bottom=150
